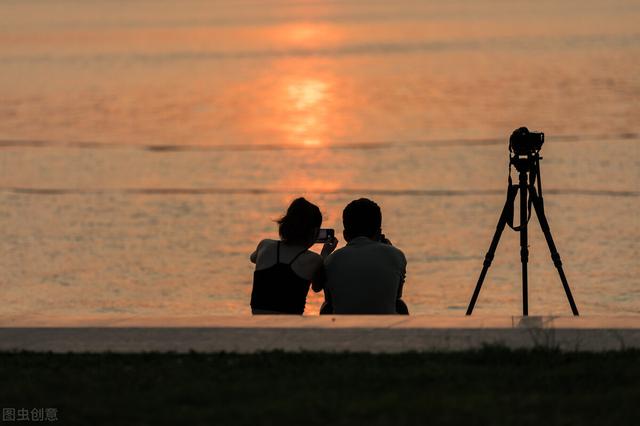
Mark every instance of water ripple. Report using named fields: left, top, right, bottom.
left=4, top=187, right=638, bottom=197
left=0, top=132, right=637, bottom=152
left=1, top=34, right=638, bottom=64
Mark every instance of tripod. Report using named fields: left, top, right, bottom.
left=466, top=151, right=579, bottom=316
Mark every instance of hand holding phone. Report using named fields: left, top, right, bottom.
left=317, top=229, right=338, bottom=258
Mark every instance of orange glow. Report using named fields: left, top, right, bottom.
left=272, top=22, right=343, bottom=47
left=302, top=138, right=321, bottom=146
left=285, top=77, right=330, bottom=147
left=287, top=83, right=326, bottom=145
left=287, top=78, right=328, bottom=110
left=288, top=24, right=320, bottom=43
left=285, top=175, right=342, bottom=193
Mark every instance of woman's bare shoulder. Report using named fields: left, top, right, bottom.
left=252, top=239, right=277, bottom=260
left=256, top=239, right=278, bottom=249
left=290, top=250, right=323, bottom=280
left=299, top=250, right=323, bottom=266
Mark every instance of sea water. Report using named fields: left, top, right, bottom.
left=0, top=0, right=638, bottom=316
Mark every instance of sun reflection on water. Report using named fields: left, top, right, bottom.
left=287, top=78, right=328, bottom=110
left=283, top=76, right=332, bottom=147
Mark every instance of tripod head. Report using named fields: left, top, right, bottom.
left=507, top=150, right=543, bottom=233
left=510, top=151, right=540, bottom=173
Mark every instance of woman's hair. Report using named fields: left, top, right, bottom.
left=277, top=197, right=322, bottom=244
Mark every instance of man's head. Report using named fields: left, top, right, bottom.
left=342, top=198, right=382, bottom=242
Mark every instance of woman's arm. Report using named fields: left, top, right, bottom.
left=312, top=237, right=338, bottom=292
left=311, top=262, right=326, bottom=293
left=320, top=236, right=338, bottom=259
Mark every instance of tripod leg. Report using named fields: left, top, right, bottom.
left=519, top=171, right=529, bottom=316
left=466, top=185, right=519, bottom=315
left=529, top=186, right=580, bottom=316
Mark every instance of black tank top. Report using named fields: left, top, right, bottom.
left=250, top=241, right=311, bottom=314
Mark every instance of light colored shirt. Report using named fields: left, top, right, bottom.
left=324, top=236, right=406, bottom=314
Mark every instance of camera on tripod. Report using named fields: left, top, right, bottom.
left=466, top=126, right=579, bottom=316
left=509, top=127, right=544, bottom=156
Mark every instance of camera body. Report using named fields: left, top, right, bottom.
left=509, top=127, right=544, bottom=155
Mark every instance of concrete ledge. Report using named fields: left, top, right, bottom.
left=0, top=316, right=638, bottom=353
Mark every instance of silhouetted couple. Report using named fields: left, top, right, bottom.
left=250, top=197, right=408, bottom=315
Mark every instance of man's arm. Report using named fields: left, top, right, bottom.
left=397, top=251, right=407, bottom=299
left=396, top=252, right=409, bottom=314
left=382, top=238, right=405, bottom=299
left=397, top=270, right=406, bottom=298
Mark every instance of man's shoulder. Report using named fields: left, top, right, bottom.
left=376, top=243, right=407, bottom=264
left=326, top=241, right=406, bottom=263
left=324, top=244, right=357, bottom=266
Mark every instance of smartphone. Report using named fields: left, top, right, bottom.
left=316, top=228, right=335, bottom=243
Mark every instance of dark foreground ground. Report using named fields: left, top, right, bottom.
left=1, top=347, right=639, bottom=425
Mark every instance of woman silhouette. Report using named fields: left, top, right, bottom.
left=250, top=198, right=338, bottom=314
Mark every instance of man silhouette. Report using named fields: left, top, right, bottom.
left=322, top=198, right=408, bottom=314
